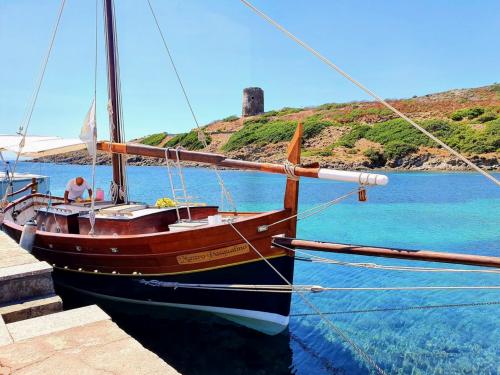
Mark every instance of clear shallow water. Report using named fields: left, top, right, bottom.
left=16, top=162, right=500, bottom=374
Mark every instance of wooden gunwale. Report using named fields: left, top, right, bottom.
left=3, top=207, right=288, bottom=241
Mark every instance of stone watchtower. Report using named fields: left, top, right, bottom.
left=242, top=87, right=264, bottom=117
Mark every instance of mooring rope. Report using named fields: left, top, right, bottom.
left=139, top=281, right=500, bottom=293
left=228, top=222, right=388, bottom=375
left=239, top=0, right=500, bottom=187
left=294, top=254, right=500, bottom=274
left=291, top=301, right=500, bottom=317
left=288, top=247, right=500, bottom=274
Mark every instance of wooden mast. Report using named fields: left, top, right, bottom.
left=283, top=123, right=303, bottom=237
left=104, top=0, right=126, bottom=203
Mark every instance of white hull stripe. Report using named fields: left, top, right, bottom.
left=58, top=281, right=289, bottom=335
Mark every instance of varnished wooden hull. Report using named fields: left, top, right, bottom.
left=2, top=198, right=295, bottom=334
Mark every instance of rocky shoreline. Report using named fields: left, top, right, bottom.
left=31, top=84, right=500, bottom=173
left=33, top=150, right=499, bottom=171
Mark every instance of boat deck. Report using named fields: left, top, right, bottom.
left=34, top=201, right=245, bottom=236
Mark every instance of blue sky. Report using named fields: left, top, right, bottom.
left=1, top=0, right=499, bottom=140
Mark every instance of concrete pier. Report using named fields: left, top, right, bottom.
left=0, top=231, right=180, bottom=374
left=0, top=231, right=61, bottom=323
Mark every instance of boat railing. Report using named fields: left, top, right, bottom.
left=6, top=177, right=38, bottom=198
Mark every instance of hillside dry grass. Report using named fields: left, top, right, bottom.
left=139, top=84, right=500, bottom=167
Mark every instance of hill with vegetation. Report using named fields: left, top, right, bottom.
left=39, top=84, right=500, bottom=170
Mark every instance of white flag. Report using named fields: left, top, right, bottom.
left=80, top=99, right=97, bottom=156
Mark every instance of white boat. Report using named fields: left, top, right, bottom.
left=0, top=171, right=49, bottom=201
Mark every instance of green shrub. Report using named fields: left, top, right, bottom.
left=439, top=125, right=482, bottom=153
left=421, top=119, right=454, bottom=138
left=222, top=115, right=239, bottom=122
left=363, top=148, right=386, bottom=167
left=276, top=107, right=302, bottom=116
left=467, top=107, right=485, bottom=119
left=477, top=112, right=497, bottom=123
left=223, top=117, right=331, bottom=152
left=384, top=141, right=418, bottom=159
left=334, top=117, right=497, bottom=155
left=316, top=102, right=345, bottom=111
left=365, top=119, right=430, bottom=146
left=483, top=120, right=500, bottom=151
left=419, top=119, right=498, bottom=153
left=223, top=120, right=296, bottom=151
left=335, top=124, right=370, bottom=148
left=302, top=115, right=332, bottom=139
left=261, top=110, right=279, bottom=118
left=450, top=107, right=485, bottom=121
left=345, top=107, right=393, bottom=121
left=165, top=130, right=211, bottom=150
left=141, top=132, right=167, bottom=146
left=302, top=148, right=332, bottom=157
left=243, top=117, right=270, bottom=126
left=450, top=112, right=465, bottom=121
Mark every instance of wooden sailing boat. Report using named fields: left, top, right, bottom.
left=0, top=0, right=388, bottom=335
left=2, top=1, right=498, bottom=338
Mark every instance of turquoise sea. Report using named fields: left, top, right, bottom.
left=16, top=162, right=500, bottom=374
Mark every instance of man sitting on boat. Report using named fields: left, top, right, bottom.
left=64, top=176, right=92, bottom=203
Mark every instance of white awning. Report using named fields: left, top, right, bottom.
left=0, top=135, right=86, bottom=157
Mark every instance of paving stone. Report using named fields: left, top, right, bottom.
left=6, top=305, right=109, bottom=342
left=0, top=319, right=179, bottom=374
left=0, top=317, right=12, bottom=347
left=0, top=233, right=38, bottom=270
left=0, top=296, right=62, bottom=324
left=0, top=262, right=52, bottom=282
left=0, top=272, right=55, bottom=305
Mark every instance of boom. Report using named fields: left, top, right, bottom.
left=96, top=141, right=389, bottom=186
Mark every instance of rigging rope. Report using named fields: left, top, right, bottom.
left=145, top=0, right=236, bottom=212
left=239, top=0, right=500, bottom=187
left=295, top=254, right=500, bottom=274
left=287, top=247, right=500, bottom=274
left=260, top=187, right=360, bottom=232
left=88, top=0, right=99, bottom=235
left=291, top=301, right=500, bottom=317
left=228, top=222, right=387, bottom=375
left=1, top=0, right=67, bottom=207
left=139, top=281, right=500, bottom=293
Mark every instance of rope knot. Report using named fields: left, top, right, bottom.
left=284, top=160, right=299, bottom=181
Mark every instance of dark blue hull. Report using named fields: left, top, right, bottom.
left=54, top=255, right=295, bottom=334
